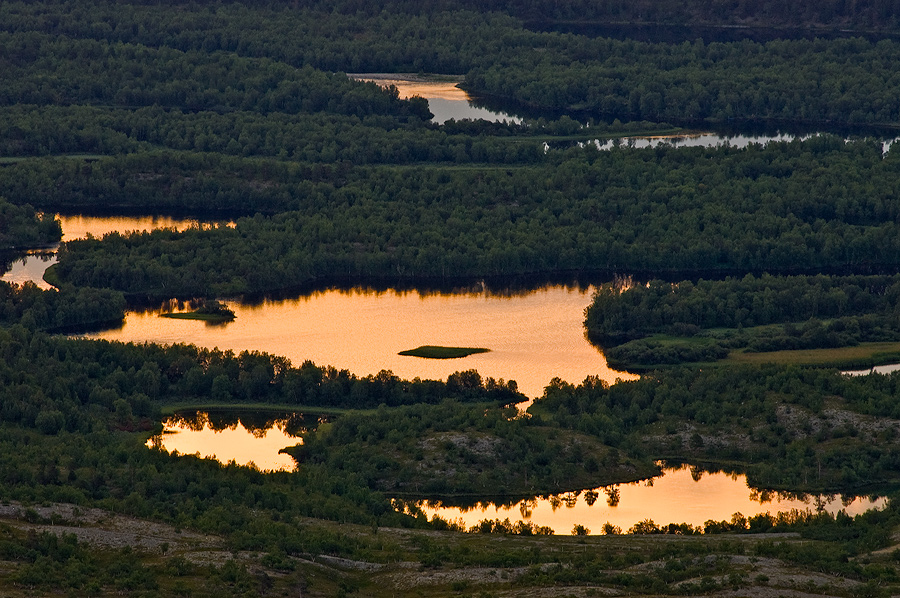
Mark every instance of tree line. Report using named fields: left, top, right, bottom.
left=43, top=138, right=900, bottom=297
left=0, top=197, right=60, bottom=249
left=585, top=273, right=900, bottom=367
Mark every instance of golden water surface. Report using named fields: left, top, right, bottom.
left=149, top=416, right=300, bottom=472
left=350, top=74, right=519, bottom=123
left=58, top=214, right=220, bottom=240
left=83, top=286, right=636, bottom=399
left=147, top=413, right=887, bottom=531
left=417, top=465, right=886, bottom=534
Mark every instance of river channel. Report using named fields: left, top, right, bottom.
left=355, top=74, right=899, bottom=151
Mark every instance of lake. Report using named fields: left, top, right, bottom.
left=5, top=214, right=632, bottom=398
left=82, top=284, right=636, bottom=399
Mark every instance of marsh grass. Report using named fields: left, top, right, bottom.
left=160, top=311, right=234, bottom=322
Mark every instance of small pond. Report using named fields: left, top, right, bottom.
left=844, top=364, right=900, bottom=376
left=148, top=410, right=323, bottom=472
left=1, top=250, right=58, bottom=290
left=570, top=131, right=900, bottom=154
left=414, top=464, right=886, bottom=534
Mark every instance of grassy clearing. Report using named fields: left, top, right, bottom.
left=41, top=263, right=61, bottom=287
left=726, top=341, right=900, bottom=368
left=398, top=345, right=490, bottom=359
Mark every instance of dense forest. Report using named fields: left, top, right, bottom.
left=6, top=0, right=900, bottom=595
left=0, top=197, right=61, bottom=249
left=47, top=139, right=900, bottom=297
left=584, top=274, right=900, bottom=368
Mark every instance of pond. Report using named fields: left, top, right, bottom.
left=414, top=464, right=886, bottom=534
left=0, top=249, right=58, bottom=291
left=81, top=284, right=635, bottom=399
left=0, top=213, right=221, bottom=289
left=148, top=412, right=887, bottom=532
left=350, top=74, right=900, bottom=151
left=148, top=410, right=321, bottom=472
left=349, top=74, right=521, bottom=124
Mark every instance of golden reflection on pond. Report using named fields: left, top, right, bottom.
left=350, top=74, right=469, bottom=101
left=349, top=74, right=520, bottom=124
left=82, top=285, right=637, bottom=399
left=147, top=411, right=316, bottom=472
left=415, top=464, right=886, bottom=535
left=58, top=214, right=227, bottom=241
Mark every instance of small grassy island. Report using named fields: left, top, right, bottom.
left=398, top=345, right=490, bottom=359
left=160, top=299, right=236, bottom=322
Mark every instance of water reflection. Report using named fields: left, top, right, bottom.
left=58, top=213, right=225, bottom=241
left=0, top=250, right=57, bottom=290
left=82, top=285, right=637, bottom=399
left=0, top=214, right=226, bottom=285
left=415, top=464, right=885, bottom=534
left=580, top=131, right=900, bottom=153
left=844, top=364, right=900, bottom=376
left=147, top=410, right=323, bottom=472
left=349, top=74, right=521, bottom=124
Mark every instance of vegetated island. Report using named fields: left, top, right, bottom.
left=160, top=299, right=235, bottom=322
left=398, top=345, right=490, bottom=359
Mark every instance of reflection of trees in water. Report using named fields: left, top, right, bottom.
left=163, top=410, right=325, bottom=437
left=167, top=411, right=213, bottom=432
left=689, top=465, right=704, bottom=482
left=604, top=486, right=620, bottom=507
left=415, top=465, right=883, bottom=521
left=749, top=488, right=858, bottom=512
left=519, top=498, right=536, bottom=518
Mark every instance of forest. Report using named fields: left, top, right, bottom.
left=41, top=139, right=900, bottom=298
left=584, top=274, right=900, bottom=368
left=5, top=0, right=900, bottom=595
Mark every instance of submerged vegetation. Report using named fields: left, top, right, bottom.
left=398, top=345, right=490, bottom=359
